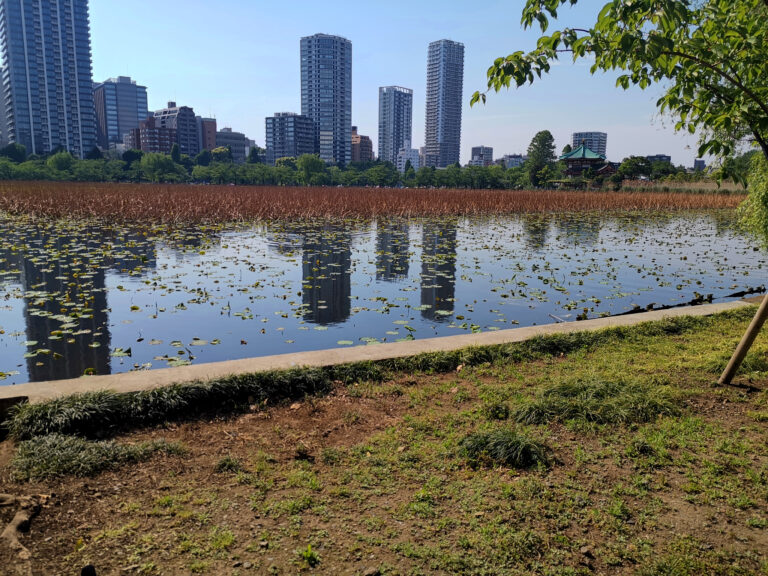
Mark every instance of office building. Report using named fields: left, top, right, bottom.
left=469, top=146, right=493, bottom=167
left=123, top=116, right=176, bottom=154
left=197, top=117, right=217, bottom=151
left=265, top=112, right=318, bottom=165
left=378, top=86, right=413, bottom=164
left=154, top=101, right=199, bottom=156
left=693, top=159, right=706, bottom=171
left=0, top=0, right=96, bottom=157
left=216, top=127, right=248, bottom=163
left=351, top=126, right=373, bottom=163
left=424, top=39, right=464, bottom=168
left=93, top=76, right=148, bottom=149
left=300, top=33, right=352, bottom=165
left=396, top=141, right=420, bottom=173
left=571, top=132, right=607, bottom=157
left=647, top=154, right=672, bottom=164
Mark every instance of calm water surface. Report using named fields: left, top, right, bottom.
left=0, top=211, right=764, bottom=385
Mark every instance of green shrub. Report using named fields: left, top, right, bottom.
left=459, top=429, right=550, bottom=469
left=12, top=433, right=185, bottom=480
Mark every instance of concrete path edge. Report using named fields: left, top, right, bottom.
left=0, top=300, right=752, bottom=411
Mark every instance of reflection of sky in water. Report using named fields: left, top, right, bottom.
left=0, top=211, right=764, bottom=385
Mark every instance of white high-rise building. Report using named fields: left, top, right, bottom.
left=571, top=132, right=607, bottom=157
left=424, top=39, right=464, bottom=168
left=378, top=86, right=413, bottom=165
left=300, top=34, right=352, bottom=165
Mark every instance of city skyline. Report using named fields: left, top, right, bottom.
left=86, top=0, right=705, bottom=166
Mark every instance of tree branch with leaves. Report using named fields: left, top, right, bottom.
left=472, top=0, right=768, bottom=384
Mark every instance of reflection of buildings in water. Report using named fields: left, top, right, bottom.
left=553, top=215, right=602, bottom=247
left=421, top=219, right=458, bottom=321
left=21, top=233, right=112, bottom=382
left=375, top=218, right=410, bottom=282
left=522, top=215, right=552, bottom=251
left=301, top=225, right=352, bottom=325
left=105, top=230, right=158, bottom=275
left=10, top=225, right=158, bottom=382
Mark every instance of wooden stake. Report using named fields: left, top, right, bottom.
left=719, top=295, right=768, bottom=385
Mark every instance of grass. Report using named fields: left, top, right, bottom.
left=514, top=377, right=681, bottom=425
left=7, top=305, right=768, bottom=575
left=0, top=181, right=743, bottom=222
left=458, top=428, right=550, bottom=469
left=3, top=309, right=753, bottom=442
left=11, top=433, right=186, bottom=480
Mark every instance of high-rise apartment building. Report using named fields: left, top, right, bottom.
left=351, top=126, right=373, bottom=163
left=93, top=76, right=148, bottom=149
left=424, top=39, right=464, bottom=168
left=0, top=0, right=96, bottom=157
left=154, top=101, right=199, bottom=156
left=571, top=132, right=607, bottom=157
left=300, top=33, right=352, bottom=165
left=378, top=86, right=413, bottom=164
left=265, top=112, right=318, bottom=165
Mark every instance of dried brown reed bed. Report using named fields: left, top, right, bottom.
left=0, top=181, right=744, bottom=223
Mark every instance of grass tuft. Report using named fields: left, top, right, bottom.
left=514, top=377, right=681, bottom=426
left=12, top=433, right=185, bottom=480
left=459, top=429, right=550, bottom=469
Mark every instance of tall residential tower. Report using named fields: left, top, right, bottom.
left=571, top=132, right=607, bottom=157
left=300, top=33, right=352, bottom=165
left=378, top=86, right=413, bottom=165
left=424, top=39, right=464, bottom=168
left=0, top=0, right=96, bottom=157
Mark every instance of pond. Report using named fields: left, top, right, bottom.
left=0, top=210, right=764, bottom=385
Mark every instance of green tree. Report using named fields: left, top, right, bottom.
left=85, top=146, right=103, bottom=160
left=211, top=146, right=233, bottom=163
left=525, top=130, right=556, bottom=187
left=471, top=0, right=768, bottom=383
left=140, top=153, right=183, bottom=182
left=561, top=144, right=572, bottom=155
left=618, top=156, right=652, bottom=179
left=170, top=143, right=181, bottom=163
left=296, top=154, right=326, bottom=185
left=46, top=151, right=75, bottom=173
left=122, top=149, right=143, bottom=165
left=0, top=143, right=27, bottom=163
left=275, top=157, right=297, bottom=171
left=195, top=149, right=212, bottom=167
left=247, top=146, right=266, bottom=164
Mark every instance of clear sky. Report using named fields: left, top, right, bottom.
left=90, top=0, right=702, bottom=166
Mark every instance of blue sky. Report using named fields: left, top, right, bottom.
left=91, top=0, right=702, bottom=166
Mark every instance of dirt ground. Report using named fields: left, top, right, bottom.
left=1, top=319, right=767, bottom=575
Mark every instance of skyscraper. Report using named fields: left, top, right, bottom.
left=300, top=33, right=352, bottom=165
left=0, top=0, right=96, bottom=157
left=424, top=39, right=464, bottom=168
left=571, top=132, right=607, bottom=157
left=378, top=86, right=413, bottom=164
left=93, top=76, right=148, bottom=149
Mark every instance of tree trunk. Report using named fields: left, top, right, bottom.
left=718, top=295, right=768, bottom=385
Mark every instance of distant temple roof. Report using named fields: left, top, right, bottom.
left=559, top=144, right=606, bottom=161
